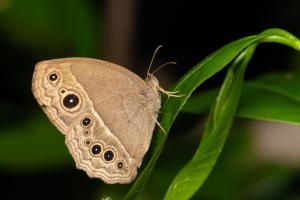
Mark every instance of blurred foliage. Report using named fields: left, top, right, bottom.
left=0, top=0, right=99, bottom=56
left=0, top=113, right=71, bottom=172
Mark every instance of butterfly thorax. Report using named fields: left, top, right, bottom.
left=146, top=73, right=160, bottom=94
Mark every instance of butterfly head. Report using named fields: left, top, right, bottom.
left=146, top=73, right=160, bottom=91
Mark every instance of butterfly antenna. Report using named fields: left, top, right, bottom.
left=151, top=61, right=177, bottom=75
left=147, top=45, right=163, bottom=77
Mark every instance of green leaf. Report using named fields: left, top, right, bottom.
left=125, top=28, right=300, bottom=199
left=183, top=71, right=300, bottom=125
left=238, top=72, right=300, bottom=124
left=164, top=44, right=256, bottom=200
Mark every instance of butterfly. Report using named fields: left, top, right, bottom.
left=31, top=55, right=166, bottom=184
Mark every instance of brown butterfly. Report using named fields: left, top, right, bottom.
left=31, top=56, right=165, bottom=183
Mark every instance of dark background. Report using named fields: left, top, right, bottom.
left=1, top=0, right=300, bottom=199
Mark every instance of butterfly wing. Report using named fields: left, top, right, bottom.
left=32, top=58, right=160, bottom=183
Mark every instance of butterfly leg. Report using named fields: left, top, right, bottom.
left=153, top=116, right=166, bottom=134
left=157, top=86, right=184, bottom=97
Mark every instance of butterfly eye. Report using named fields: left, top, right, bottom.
left=104, top=150, right=115, bottom=162
left=91, top=144, right=102, bottom=156
left=81, top=117, right=92, bottom=126
left=63, top=94, right=80, bottom=109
